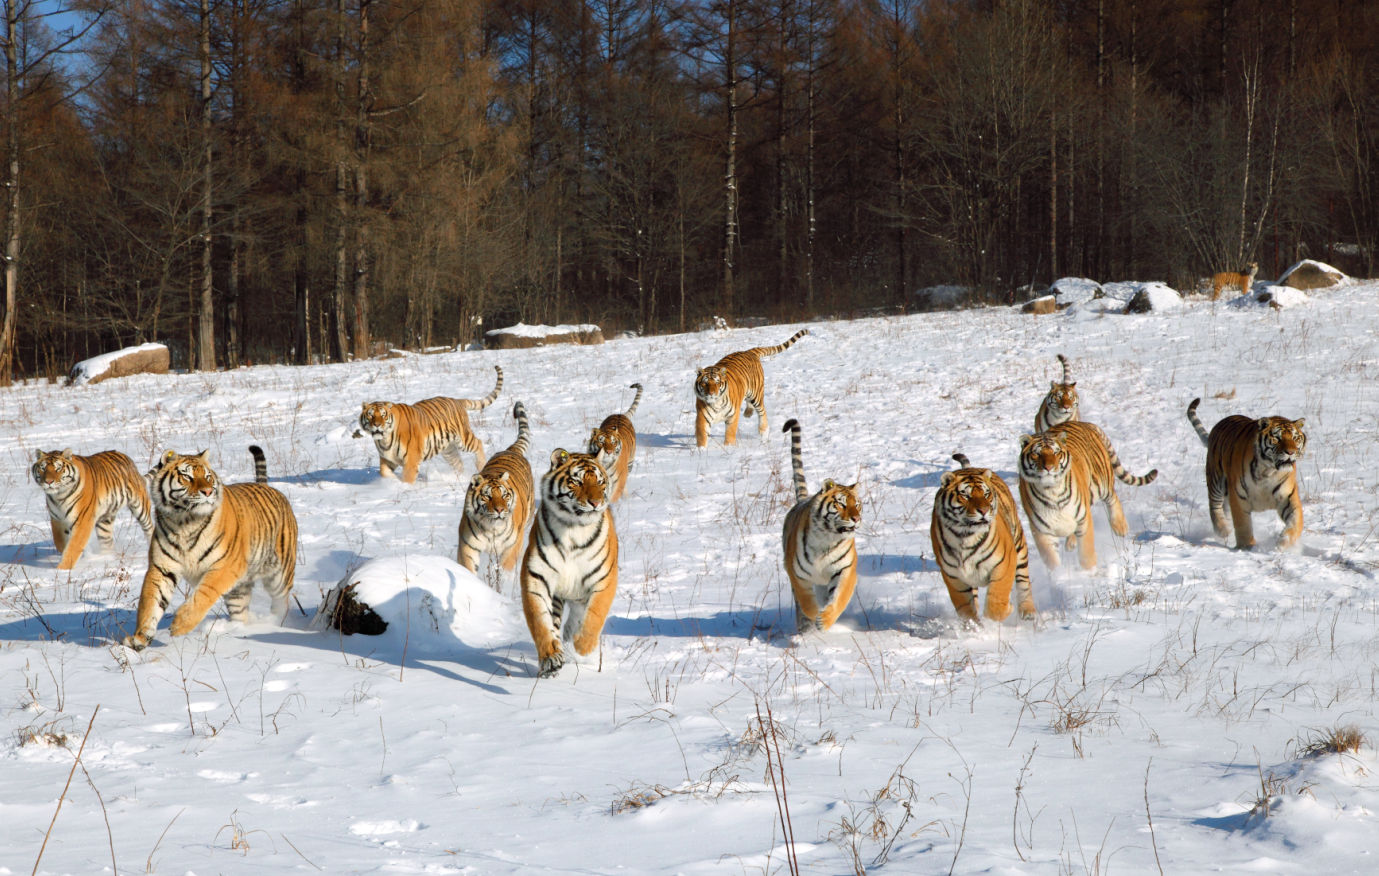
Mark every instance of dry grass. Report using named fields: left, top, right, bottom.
left=14, top=723, right=70, bottom=749
left=1297, top=724, right=1368, bottom=758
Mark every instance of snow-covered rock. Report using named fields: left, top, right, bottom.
left=1279, top=259, right=1348, bottom=290
left=485, top=323, right=604, bottom=349
left=1099, top=281, right=1139, bottom=303
left=66, top=342, right=169, bottom=386
left=1231, top=285, right=1309, bottom=310
left=1021, top=295, right=1058, bottom=315
left=1050, top=277, right=1102, bottom=307
left=1124, top=282, right=1183, bottom=313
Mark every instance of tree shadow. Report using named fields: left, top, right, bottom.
left=891, top=466, right=1018, bottom=491
left=274, top=467, right=378, bottom=487
left=602, top=607, right=790, bottom=641
left=857, top=553, right=937, bottom=577
left=0, top=603, right=137, bottom=646
left=636, top=433, right=696, bottom=450
left=0, top=541, right=58, bottom=567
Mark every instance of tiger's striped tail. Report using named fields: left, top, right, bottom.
left=249, top=445, right=268, bottom=484
left=1102, top=434, right=1158, bottom=486
left=753, top=329, right=809, bottom=358
left=951, top=453, right=971, bottom=468
left=464, top=365, right=504, bottom=410
left=624, top=383, right=643, bottom=417
left=782, top=419, right=808, bottom=503
left=510, top=401, right=531, bottom=455
left=1057, top=353, right=1072, bottom=383
left=1186, top=398, right=1211, bottom=447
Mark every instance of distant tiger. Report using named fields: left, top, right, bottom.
left=123, top=446, right=297, bottom=651
left=1035, top=354, right=1080, bottom=433
left=1211, top=262, right=1258, bottom=300
left=359, top=365, right=502, bottom=484
left=32, top=449, right=152, bottom=570
left=458, top=401, right=535, bottom=575
left=520, top=449, right=619, bottom=678
left=1186, top=398, right=1306, bottom=550
left=587, top=383, right=642, bottom=503
left=931, top=453, right=1035, bottom=623
left=694, top=330, right=807, bottom=447
left=1018, top=421, right=1157, bottom=570
left=780, top=419, right=860, bottom=633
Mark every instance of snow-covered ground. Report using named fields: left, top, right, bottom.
left=4, top=284, right=1379, bottom=875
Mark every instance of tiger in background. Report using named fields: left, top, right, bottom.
left=1211, top=261, right=1259, bottom=300
left=587, top=383, right=642, bottom=503
left=1035, top=354, right=1080, bottom=433
left=123, top=446, right=298, bottom=651
left=1018, top=421, right=1157, bottom=570
left=695, top=329, right=808, bottom=447
left=32, top=449, right=152, bottom=571
left=931, top=453, right=1035, bottom=624
left=458, top=401, right=535, bottom=574
left=359, top=365, right=502, bottom=484
left=1186, top=398, right=1306, bottom=550
left=780, top=419, right=860, bottom=633
left=520, top=448, right=618, bottom=678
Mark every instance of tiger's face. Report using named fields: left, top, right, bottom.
left=587, top=427, right=621, bottom=466
left=544, top=450, right=608, bottom=519
left=1257, top=417, right=1306, bottom=469
left=467, top=470, right=516, bottom=524
left=1046, top=382, right=1079, bottom=417
left=938, top=471, right=998, bottom=529
left=32, top=449, right=78, bottom=493
left=1019, top=434, right=1070, bottom=484
left=150, top=450, right=221, bottom=515
left=817, top=480, right=861, bottom=534
left=359, top=402, right=397, bottom=440
left=694, top=367, right=729, bottom=404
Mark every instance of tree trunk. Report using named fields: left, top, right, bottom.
left=722, top=0, right=737, bottom=319
left=0, top=1, right=19, bottom=386
left=197, top=0, right=215, bottom=371
left=804, top=0, right=815, bottom=310
left=351, top=0, right=372, bottom=361
left=331, top=0, right=348, bottom=361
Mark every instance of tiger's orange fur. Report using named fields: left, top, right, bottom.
left=123, top=447, right=298, bottom=651
left=781, top=419, right=860, bottom=632
left=1187, top=398, right=1306, bottom=550
left=458, top=402, right=535, bottom=573
left=1211, top=262, right=1259, bottom=300
left=32, top=449, right=152, bottom=570
left=587, top=383, right=641, bottom=502
left=360, top=365, right=502, bottom=483
left=694, top=330, right=807, bottom=447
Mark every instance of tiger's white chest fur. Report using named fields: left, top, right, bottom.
left=1237, top=461, right=1293, bottom=512
left=697, top=391, right=733, bottom=427
left=1022, top=475, right=1083, bottom=537
left=464, top=506, right=516, bottom=552
left=529, top=509, right=613, bottom=600
left=785, top=501, right=854, bottom=588
left=941, top=524, right=1001, bottom=585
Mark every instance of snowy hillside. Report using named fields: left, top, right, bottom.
left=4, top=285, right=1379, bottom=874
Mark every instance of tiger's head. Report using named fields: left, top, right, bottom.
left=543, top=449, right=608, bottom=520
left=359, top=402, right=397, bottom=441
left=1018, top=433, right=1070, bottom=484
left=815, top=480, right=861, bottom=534
left=1256, top=417, right=1306, bottom=470
left=694, top=367, right=729, bottom=405
left=587, top=427, right=622, bottom=468
left=1045, top=382, right=1079, bottom=420
left=466, top=470, right=517, bottom=526
left=936, top=469, right=1001, bottom=531
left=149, top=450, right=222, bottom=516
left=32, top=449, right=79, bottom=494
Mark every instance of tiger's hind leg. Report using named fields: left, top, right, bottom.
left=1206, top=474, right=1231, bottom=541
left=262, top=563, right=295, bottom=624
left=1104, top=490, right=1130, bottom=537
left=221, top=579, right=255, bottom=624
left=749, top=391, right=768, bottom=437
left=94, top=511, right=118, bottom=553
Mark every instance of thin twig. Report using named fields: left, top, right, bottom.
left=281, top=833, right=323, bottom=871
left=79, top=760, right=118, bottom=876
left=32, top=705, right=100, bottom=876
left=146, top=808, right=185, bottom=874
left=379, top=716, right=388, bottom=777
left=1145, top=758, right=1164, bottom=876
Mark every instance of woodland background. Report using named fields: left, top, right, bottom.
left=0, top=0, right=1366, bottom=379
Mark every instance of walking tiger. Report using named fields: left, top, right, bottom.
left=32, top=449, right=152, bottom=571
left=694, top=330, right=807, bottom=447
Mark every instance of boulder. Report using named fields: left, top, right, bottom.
left=484, top=323, right=604, bottom=350
left=1099, top=281, right=1139, bottom=303
left=1124, top=283, right=1184, bottom=314
left=1234, top=286, right=1308, bottom=310
left=67, top=343, right=170, bottom=386
left=1050, top=277, right=1102, bottom=308
left=1022, top=295, right=1058, bottom=315
left=1278, top=259, right=1347, bottom=290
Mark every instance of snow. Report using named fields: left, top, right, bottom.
left=66, top=342, right=167, bottom=385
left=1126, top=281, right=1185, bottom=312
left=6, top=286, right=1379, bottom=873
left=1098, top=280, right=1139, bottom=302
left=1050, top=276, right=1101, bottom=306
left=484, top=322, right=601, bottom=338
left=1235, top=285, right=1310, bottom=310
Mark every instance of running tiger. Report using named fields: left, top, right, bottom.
left=458, top=401, right=535, bottom=574
left=1186, top=398, right=1306, bottom=550
left=1034, top=354, right=1080, bottom=433
left=1018, top=422, right=1157, bottom=570
left=32, top=449, right=153, bottom=571
left=780, top=419, right=860, bottom=633
left=520, top=449, right=619, bottom=678
left=931, top=453, right=1035, bottom=623
left=694, top=329, right=807, bottom=447
left=122, top=446, right=298, bottom=651
left=359, top=365, right=502, bottom=484
left=1211, top=262, right=1259, bottom=300
left=587, top=383, right=642, bottom=503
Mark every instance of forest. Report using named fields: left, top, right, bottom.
left=0, top=0, right=1366, bottom=378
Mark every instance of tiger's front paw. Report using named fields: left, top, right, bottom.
left=539, top=649, right=565, bottom=678
left=168, top=609, right=202, bottom=637
left=122, top=633, right=151, bottom=652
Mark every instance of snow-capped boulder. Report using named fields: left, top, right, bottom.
left=1098, top=282, right=1139, bottom=303
left=1050, top=277, right=1102, bottom=307
left=485, top=323, right=604, bottom=350
left=67, top=343, right=169, bottom=387
left=1279, top=259, right=1347, bottom=290
left=1124, top=283, right=1184, bottom=314
left=1021, top=295, right=1058, bottom=315
left=1232, top=286, right=1309, bottom=310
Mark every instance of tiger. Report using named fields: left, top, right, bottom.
left=780, top=419, right=861, bottom=633
left=1035, top=354, right=1080, bottom=433
left=931, top=453, right=1035, bottom=623
left=32, top=449, right=153, bottom=571
left=1186, top=398, right=1306, bottom=550
left=694, top=329, right=808, bottom=447
left=520, top=448, right=619, bottom=678
left=122, top=446, right=298, bottom=651
left=587, top=383, right=642, bottom=503
left=359, top=364, right=502, bottom=484
left=1018, top=421, right=1158, bottom=570
left=458, top=401, right=535, bottom=574
left=1211, top=261, right=1259, bottom=300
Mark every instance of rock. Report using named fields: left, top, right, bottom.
left=1124, top=283, right=1184, bottom=313
left=1050, top=277, right=1102, bottom=307
left=1099, top=281, right=1139, bottom=303
left=1022, top=295, right=1058, bottom=315
left=484, top=323, right=604, bottom=350
left=1233, top=286, right=1308, bottom=310
left=1279, top=259, right=1347, bottom=290
left=67, top=343, right=170, bottom=386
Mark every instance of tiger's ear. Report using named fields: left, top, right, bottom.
left=1050, top=381, right=1058, bottom=390
left=498, top=470, right=511, bottom=482
left=1019, top=434, right=1035, bottom=449
left=362, top=402, right=370, bottom=410
left=33, top=449, right=43, bottom=461
left=1293, top=418, right=1305, bottom=429
left=469, top=474, right=484, bottom=488
left=162, top=449, right=180, bottom=465
left=195, top=450, right=210, bottom=462
left=1257, top=418, right=1273, bottom=431
left=695, top=368, right=703, bottom=377
left=550, top=448, right=570, bottom=466
left=940, top=471, right=956, bottom=486
left=823, top=478, right=835, bottom=490
left=1067, top=381, right=1075, bottom=388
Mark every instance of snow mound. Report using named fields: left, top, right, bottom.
left=486, top=322, right=600, bottom=338
left=1279, top=259, right=1348, bottom=290
left=1050, top=277, right=1101, bottom=307
left=1124, top=282, right=1183, bottom=313
left=67, top=342, right=169, bottom=386
left=310, top=555, right=516, bottom=652
left=1233, top=285, right=1309, bottom=310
